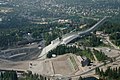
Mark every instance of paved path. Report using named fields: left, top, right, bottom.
left=105, top=36, right=119, bottom=49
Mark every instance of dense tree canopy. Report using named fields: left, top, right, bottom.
left=47, top=45, right=95, bottom=60
left=95, top=67, right=120, bottom=80
left=0, top=71, right=47, bottom=80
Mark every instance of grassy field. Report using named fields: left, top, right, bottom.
left=69, top=56, right=78, bottom=70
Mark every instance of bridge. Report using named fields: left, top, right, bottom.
left=38, top=16, right=108, bottom=59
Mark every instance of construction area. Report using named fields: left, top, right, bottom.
left=0, top=43, right=41, bottom=61
left=29, top=54, right=82, bottom=76
left=28, top=53, right=102, bottom=78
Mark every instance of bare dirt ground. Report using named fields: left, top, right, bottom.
left=29, top=54, right=80, bottom=76
left=0, top=59, right=29, bottom=71
left=52, top=58, right=73, bottom=75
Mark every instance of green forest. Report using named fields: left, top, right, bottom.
left=95, top=67, right=120, bottom=80
left=47, top=45, right=94, bottom=59
left=99, top=17, right=120, bottom=47
left=93, top=49, right=109, bottom=62
left=47, top=45, right=108, bottom=62
left=0, top=71, right=47, bottom=80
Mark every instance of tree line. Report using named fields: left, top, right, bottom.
left=0, top=71, right=48, bottom=80
left=95, top=67, right=120, bottom=80
left=93, top=49, right=109, bottom=62
left=79, top=34, right=103, bottom=47
left=47, top=45, right=94, bottom=60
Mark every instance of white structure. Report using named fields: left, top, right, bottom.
left=38, top=17, right=108, bottom=59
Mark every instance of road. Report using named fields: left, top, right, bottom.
left=38, top=17, right=108, bottom=59
left=38, top=40, right=61, bottom=59
left=51, top=52, right=120, bottom=79
left=0, top=43, right=42, bottom=60
left=105, top=36, right=119, bottom=49
left=0, top=43, right=39, bottom=53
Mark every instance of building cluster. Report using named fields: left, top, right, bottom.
left=1, top=0, right=119, bottom=25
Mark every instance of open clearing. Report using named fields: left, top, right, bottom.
left=29, top=54, right=80, bottom=76
left=0, top=59, right=29, bottom=71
